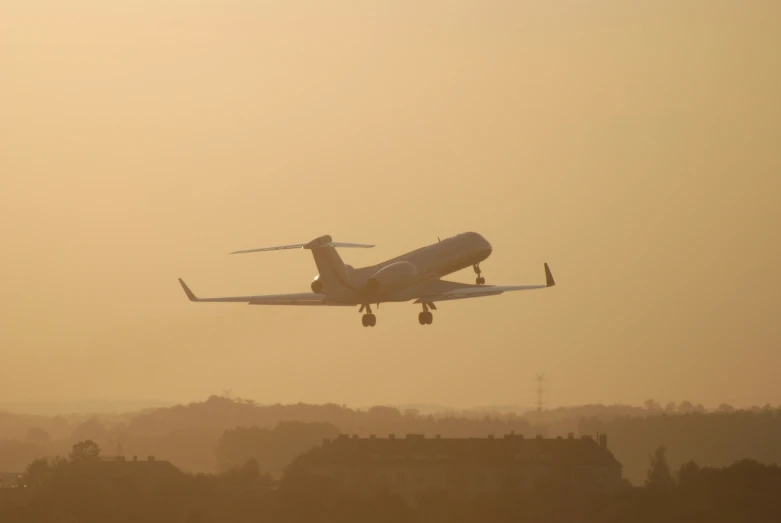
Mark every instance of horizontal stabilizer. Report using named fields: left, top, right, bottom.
left=231, top=235, right=373, bottom=254
left=326, top=242, right=375, bottom=249
left=231, top=244, right=308, bottom=254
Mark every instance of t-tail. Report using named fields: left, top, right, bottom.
left=230, top=235, right=372, bottom=294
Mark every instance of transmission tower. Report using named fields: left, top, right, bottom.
left=535, top=374, right=546, bottom=412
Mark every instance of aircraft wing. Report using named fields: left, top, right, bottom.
left=177, top=279, right=350, bottom=306
left=413, top=263, right=555, bottom=304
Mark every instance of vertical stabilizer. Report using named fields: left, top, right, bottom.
left=305, top=235, right=355, bottom=292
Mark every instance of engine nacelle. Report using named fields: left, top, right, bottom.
left=311, top=275, right=324, bottom=294
left=365, top=261, right=418, bottom=295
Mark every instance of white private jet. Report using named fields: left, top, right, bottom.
left=178, top=232, right=555, bottom=327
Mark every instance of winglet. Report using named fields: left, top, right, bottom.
left=178, top=278, right=198, bottom=301
left=544, top=263, right=555, bottom=287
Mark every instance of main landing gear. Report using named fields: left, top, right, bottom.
left=359, top=304, right=377, bottom=327
left=474, top=264, right=486, bottom=285
left=418, top=303, right=434, bottom=326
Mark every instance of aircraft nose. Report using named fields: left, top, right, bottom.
left=478, top=234, right=492, bottom=256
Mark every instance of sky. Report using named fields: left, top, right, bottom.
left=1, top=0, right=780, bottom=411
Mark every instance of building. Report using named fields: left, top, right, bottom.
left=291, top=433, right=622, bottom=502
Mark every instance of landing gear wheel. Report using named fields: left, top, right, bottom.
left=418, top=311, right=433, bottom=325
left=368, top=314, right=377, bottom=327
left=362, top=314, right=369, bottom=327
left=474, top=264, right=485, bottom=285
left=362, top=313, right=376, bottom=327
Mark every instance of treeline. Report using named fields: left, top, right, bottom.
left=2, top=441, right=780, bottom=523
left=1, top=396, right=736, bottom=444
left=1, top=397, right=535, bottom=474
left=581, top=408, right=781, bottom=484
left=3, top=396, right=781, bottom=481
left=124, top=397, right=535, bottom=438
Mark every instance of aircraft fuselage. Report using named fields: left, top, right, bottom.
left=315, top=232, right=493, bottom=305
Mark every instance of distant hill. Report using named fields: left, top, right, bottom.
left=0, top=399, right=174, bottom=416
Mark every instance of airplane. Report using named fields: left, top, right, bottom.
left=177, top=232, right=555, bottom=327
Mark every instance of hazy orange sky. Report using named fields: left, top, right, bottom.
left=2, top=0, right=780, bottom=411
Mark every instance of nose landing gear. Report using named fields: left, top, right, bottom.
left=474, top=264, right=485, bottom=285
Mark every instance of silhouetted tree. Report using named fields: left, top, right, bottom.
left=20, top=457, right=52, bottom=489
left=69, top=440, right=100, bottom=461
left=645, top=445, right=674, bottom=489
left=367, top=405, right=404, bottom=420
left=676, top=459, right=702, bottom=488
